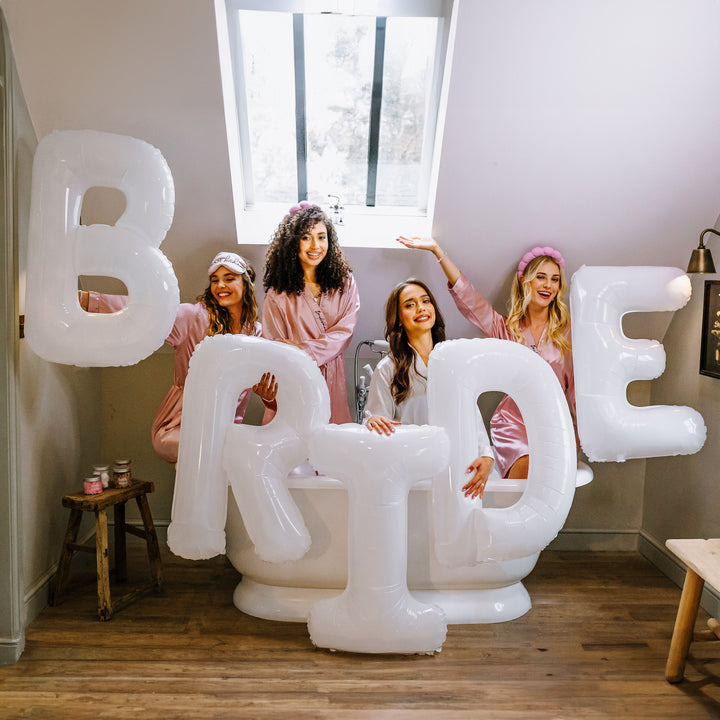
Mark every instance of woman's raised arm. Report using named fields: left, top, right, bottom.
left=395, top=236, right=462, bottom=288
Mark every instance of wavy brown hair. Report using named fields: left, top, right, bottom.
left=385, top=279, right=446, bottom=405
left=506, top=254, right=571, bottom=356
left=198, top=260, right=258, bottom=336
left=263, top=205, right=351, bottom=295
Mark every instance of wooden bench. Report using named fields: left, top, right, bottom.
left=50, top=480, right=164, bottom=620
left=665, top=538, right=720, bottom=682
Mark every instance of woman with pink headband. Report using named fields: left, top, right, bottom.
left=396, top=236, right=575, bottom=479
left=81, top=251, right=277, bottom=463
left=262, top=203, right=360, bottom=423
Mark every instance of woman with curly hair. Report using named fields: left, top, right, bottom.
left=364, top=278, right=494, bottom=499
left=81, top=251, right=277, bottom=463
left=262, top=202, right=360, bottom=423
left=396, top=237, right=575, bottom=480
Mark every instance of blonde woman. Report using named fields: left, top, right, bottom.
left=396, top=237, right=575, bottom=480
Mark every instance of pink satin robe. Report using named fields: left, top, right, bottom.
left=89, top=293, right=261, bottom=463
left=448, top=274, right=576, bottom=478
left=261, top=274, right=360, bottom=424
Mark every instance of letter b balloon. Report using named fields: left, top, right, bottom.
left=25, top=130, right=179, bottom=366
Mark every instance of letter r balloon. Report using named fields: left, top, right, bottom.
left=24, top=130, right=179, bottom=366
left=168, top=335, right=331, bottom=562
left=570, top=266, right=706, bottom=462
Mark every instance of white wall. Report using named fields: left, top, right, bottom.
left=18, top=352, right=104, bottom=615
left=3, top=0, right=720, bottom=549
left=433, top=0, right=720, bottom=287
left=14, top=118, right=106, bottom=625
left=643, top=274, right=720, bottom=544
left=638, top=274, right=720, bottom=612
left=0, top=0, right=238, bottom=290
left=0, top=8, right=106, bottom=654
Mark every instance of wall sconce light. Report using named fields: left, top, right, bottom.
left=687, top=228, right=720, bottom=274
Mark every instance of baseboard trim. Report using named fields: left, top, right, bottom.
left=154, top=523, right=168, bottom=544
left=23, top=524, right=170, bottom=629
left=638, top=530, right=720, bottom=618
left=22, top=528, right=97, bottom=628
left=23, top=566, right=56, bottom=627
left=154, top=525, right=635, bottom=553
left=0, top=636, right=25, bottom=665
left=548, top=528, right=639, bottom=552
left=152, top=524, right=636, bottom=553
left=21, top=525, right=717, bottom=640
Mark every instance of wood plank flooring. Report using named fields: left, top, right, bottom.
left=2, top=546, right=720, bottom=719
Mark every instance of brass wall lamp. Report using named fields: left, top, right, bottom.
left=687, top=228, right=720, bottom=274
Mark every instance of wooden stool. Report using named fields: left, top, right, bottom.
left=665, top=538, right=720, bottom=682
left=50, top=480, right=164, bottom=620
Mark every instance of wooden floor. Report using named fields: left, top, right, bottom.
left=2, top=545, right=720, bottom=719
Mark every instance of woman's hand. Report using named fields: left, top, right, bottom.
left=462, top=456, right=494, bottom=500
left=396, top=236, right=441, bottom=256
left=366, top=415, right=401, bottom=436
left=396, top=236, right=460, bottom=286
left=253, top=372, right=278, bottom=403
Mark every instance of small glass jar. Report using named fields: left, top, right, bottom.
left=112, top=459, right=132, bottom=489
left=83, top=477, right=103, bottom=495
left=92, top=464, right=110, bottom=489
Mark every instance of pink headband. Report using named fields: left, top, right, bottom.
left=517, top=246, right=565, bottom=278
left=284, top=201, right=320, bottom=221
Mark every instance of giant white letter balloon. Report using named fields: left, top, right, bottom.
left=307, top=424, right=450, bottom=654
left=427, top=339, right=577, bottom=566
left=25, top=130, right=178, bottom=366
left=570, top=266, right=706, bottom=461
left=168, top=335, right=330, bottom=562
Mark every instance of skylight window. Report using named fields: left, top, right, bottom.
left=216, top=0, right=456, bottom=247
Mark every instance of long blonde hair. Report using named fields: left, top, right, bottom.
left=506, top=255, right=571, bottom=356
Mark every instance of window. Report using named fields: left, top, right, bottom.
left=216, top=0, right=456, bottom=246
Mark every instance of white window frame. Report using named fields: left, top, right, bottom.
left=214, top=0, right=458, bottom=248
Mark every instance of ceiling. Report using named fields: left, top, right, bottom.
left=4, top=0, right=720, bottom=344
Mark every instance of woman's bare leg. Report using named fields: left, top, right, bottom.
left=507, top=455, right=529, bottom=479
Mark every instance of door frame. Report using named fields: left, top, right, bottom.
left=0, top=8, right=25, bottom=665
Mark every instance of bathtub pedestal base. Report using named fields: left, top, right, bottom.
left=234, top=578, right=531, bottom=625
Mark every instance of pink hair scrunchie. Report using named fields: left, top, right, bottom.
left=517, top=246, right=565, bottom=278
left=284, top=201, right=319, bottom=221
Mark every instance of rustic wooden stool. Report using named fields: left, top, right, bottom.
left=50, top=480, right=164, bottom=620
left=665, top=538, right=720, bottom=682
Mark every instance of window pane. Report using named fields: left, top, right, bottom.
left=236, top=8, right=442, bottom=210
left=239, top=11, right=297, bottom=203
left=304, top=14, right=374, bottom=206
left=376, top=17, right=438, bottom=207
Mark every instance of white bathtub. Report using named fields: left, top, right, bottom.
left=225, top=471, right=563, bottom=625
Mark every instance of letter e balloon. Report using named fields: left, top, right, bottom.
left=570, top=265, right=705, bottom=462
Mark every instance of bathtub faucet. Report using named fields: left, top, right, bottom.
left=353, top=339, right=389, bottom=423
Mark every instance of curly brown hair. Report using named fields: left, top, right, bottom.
left=263, top=205, right=351, bottom=295
left=197, top=260, right=258, bottom=336
left=385, top=279, right=446, bottom=405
